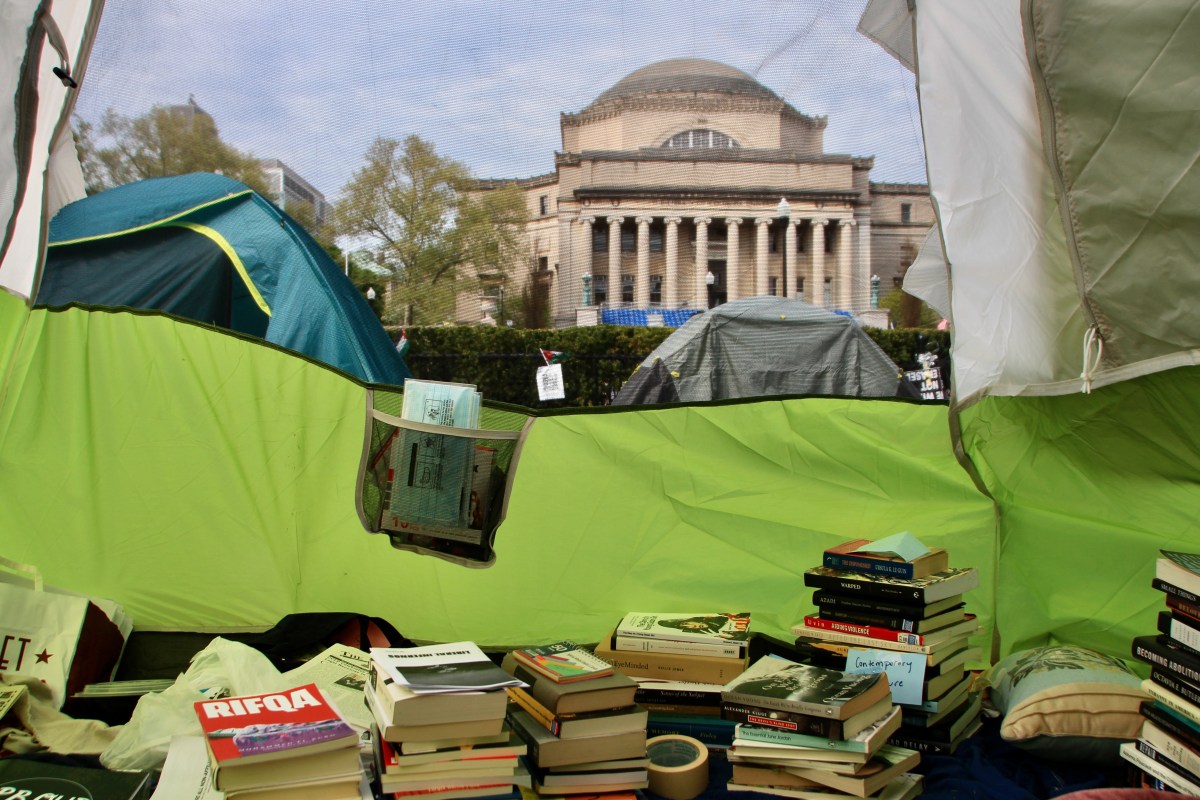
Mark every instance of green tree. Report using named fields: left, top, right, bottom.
left=334, top=135, right=528, bottom=326
left=880, top=287, right=942, bottom=329
left=77, top=101, right=267, bottom=195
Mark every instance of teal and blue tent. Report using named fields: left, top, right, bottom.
left=36, top=172, right=410, bottom=385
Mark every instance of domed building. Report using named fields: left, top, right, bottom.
left=462, top=58, right=932, bottom=328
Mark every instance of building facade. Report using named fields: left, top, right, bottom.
left=260, top=158, right=329, bottom=228
left=460, top=58, right=932, bottom=328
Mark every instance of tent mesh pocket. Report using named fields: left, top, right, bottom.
left=357, top=387, right=532, bottom=568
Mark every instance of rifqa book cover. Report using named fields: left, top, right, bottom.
left=194, top=683, right=355, bottom=764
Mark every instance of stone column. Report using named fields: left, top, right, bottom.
left=635, top=215, right=652, bottom=306
left=755, top=217, right=772, bottom=296
left=855, top=217, right=871, bottom=314
left=606, top=216, right=623, bottom=304
left=837, top=219, right=856, bottom=309
left=784, top=219, right=798, bottom=298
left=664, top=216, right=681, bottom=307
left=726, top=218, right=743, bottom=301
left=577, top=216, right=595, bottom=305
left=811, top=218, right=828, bottom=308
left=694, top=217, right=711, bottom=307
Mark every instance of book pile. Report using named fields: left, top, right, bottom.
left=193, top=682, right=364, bottom=800
left=593, top=612, right=751, bottom=751
left=366, top=641, right=529, bottom=800
left=501, top=641, right=651, bottom=795
left=721, top=655, right=923, bottom=800
left=1126, top=550, right=1200, bottom=792
left=792, top=536, right=984, bottom=756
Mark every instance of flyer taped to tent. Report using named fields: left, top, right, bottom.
left=356, top=386, right=534, bottom=568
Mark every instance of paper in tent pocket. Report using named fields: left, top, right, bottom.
left=355, top=384, right=533, bottom=568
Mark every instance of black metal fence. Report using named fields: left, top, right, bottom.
left=405, top=352, right=645, bottom=408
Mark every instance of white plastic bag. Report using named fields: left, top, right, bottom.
left=100, top=637, right=287, bottom=771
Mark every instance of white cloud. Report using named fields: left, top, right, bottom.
left=76, top=0, right=926, bottom=201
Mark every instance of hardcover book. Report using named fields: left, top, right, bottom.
left=366, top=682, right=506, bottom=743
left=1142, top=719, right=1200, bottom=783
left=506, top=709, right=648, bottom=768
left=612, top=632, right=745, bottom=659
left=803, top=566, right=980, bottom=604
left=1121, top=740, right=1200, bottom=795
left=506, top=685, right=647, bottom=739
left=722, top=694, right=893, bottom=741
left=1160, top=552, right=1200, bottom=599
left=0, top=758, right=153, bottom=800
left=593, top=633, right=748, bottom=684
left=510, top=641, right=613, bottom=684
left=1141, top=699, right=1200, bottom=751
left=500, top=653, right=638, bottom=715
left=721, top=655, right=891, bottom=721
left=1155, top=577, right=1200, bottom=606
left=734, top=704, right=901, bottom=755
left=823, top=539, right=949, bottom=581
left=815, top=604, right=966, bottom=635
left=1132, top=635, right=1200, bottom=686
left=1159, top=609, right=1200, bottom=653
left=786, top=744, right=921, bottom=797
left=614, top=612, right=751, bottom=645
left=812, top=591, right=965, bottom=620
left=371, top=642, right=524, bottom=693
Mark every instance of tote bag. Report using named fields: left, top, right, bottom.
left=0, top=557, right=129, bottom=708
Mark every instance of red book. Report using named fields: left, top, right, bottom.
left=801, top=614, right=978, bottom=648
left=194, top=683, right=357, bottom=767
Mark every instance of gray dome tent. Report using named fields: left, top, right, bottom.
left=613, top=297, right=909, bottom=405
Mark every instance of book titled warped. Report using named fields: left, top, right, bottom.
left=722, top=654, right=891, bottom=720
left=804, top=566, right=980, bottom=605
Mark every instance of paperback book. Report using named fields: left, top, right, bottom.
left=815, top=604, right=966, bottom=635
left=734, top=704, right=902, bottom=755
left=501, top=654, right=638, bottom=715
left=615, top=612, right=751, bottom=645
left=612, top=633, right=745, bottom=659
left=593, top=634, right=748, bottom=685
left=803, top=566, right=980, bottom=605
left=798, top=614, right=978, bottom=648
left=823, top=539, right=949, bottom=581
left=721, top=695, right=893, bottom=741
left=371, top=642, right=525, bottom=694
left=0, top=758, right=153, bottom=800
left=509, top=641, right=613, bottom=683
left=194, top=683, right=357, bottom=767
left=722, top=654, right=891, bottom=720
left=786, top=744, right=921, bottom=797
left=812, top=591, right=965, bottom=620
left=1159, top=551, right=1200, bottom=598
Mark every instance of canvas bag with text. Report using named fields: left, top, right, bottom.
left=0, top=557, right=130, bottom=708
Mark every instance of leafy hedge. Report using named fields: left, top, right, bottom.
left=388, top=325, right=950, bottom=408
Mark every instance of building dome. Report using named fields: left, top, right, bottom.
left=589, top=58, right=782, bottom=108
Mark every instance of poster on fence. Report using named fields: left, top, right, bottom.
left=537, top=363, right=565, bottom=401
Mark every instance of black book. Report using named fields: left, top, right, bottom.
left=1137, top=739, right=1200, bottom=787
left=812, top=591, right=964, bottom=620
left=634, top=685, right=721, bottom=708
left=0, top=758, right=152, bottom=800
left=816, top=603, right=966, bottom=634
left=1155, top=577, right=1200, bottom=605
left=1159, top=610, right=1200, bottom=652
left=1152, top=667, right=1200, bottom=708
left=722, top=699, right=850, bottom=739
left=1142, top=699, right=1200, bottom=753
left=1133, top=635, right=1200, bottom=686
left=803, top=566, right=979, bottom=604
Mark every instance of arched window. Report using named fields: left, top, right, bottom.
left=662, top=129, right=740, bottom=149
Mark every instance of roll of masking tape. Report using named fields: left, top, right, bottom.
left=646, top=734, right=709, bottom=800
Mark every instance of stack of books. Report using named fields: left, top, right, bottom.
left=501, top=641, right=650, bottom=795
left=721, top=655, right=923, bottom=800
left=593, top=612, right=751, bottom=751
left=792, top=538, right=984, bottom=756
left=193, top=683, right=365, bottom=800
left=1126, top=550, right=1200, bottom=792
left=366, top=642, right=529, bottom=800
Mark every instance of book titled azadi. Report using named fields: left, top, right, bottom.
left=722, top=654, right=892, bottom=720
left=372, top=641, right=525, bottom=693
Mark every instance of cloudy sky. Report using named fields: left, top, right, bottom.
left=76, top=0, right=925, bottom=201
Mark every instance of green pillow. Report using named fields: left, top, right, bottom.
left=983, top=645, right=1149, bottom=763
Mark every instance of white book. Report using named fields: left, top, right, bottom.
left=1142, top=719, right=1200, bottom=780
left=1120, top=741, right=1200, bottom=795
